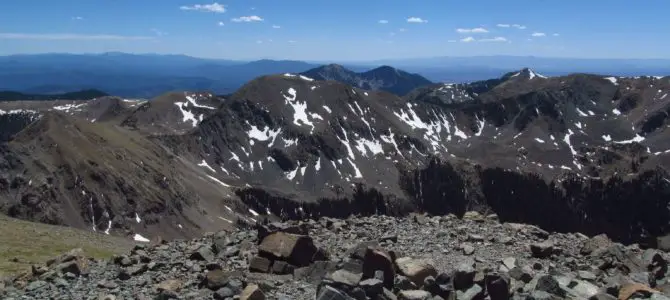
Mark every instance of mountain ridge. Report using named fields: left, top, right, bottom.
left=300, top=64, right=433, bottom=95
left=1, top=69, right=670, bottom=246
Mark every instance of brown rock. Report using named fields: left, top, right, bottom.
left=240, top=284, right=265, bottom=300
left=618, top=282, right=658, bottom=300
left=155, top=279, right=183, bottom=293
left=203, top=269, right=228, bottom=290
left=258, top=232, right=318, bottom=267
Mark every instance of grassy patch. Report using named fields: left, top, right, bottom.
left=0, top=214, right=134, bottom=276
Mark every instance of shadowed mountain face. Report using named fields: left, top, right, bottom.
left=1, top=69, right=670, bottom=244
left=300, top=64, right=433, bottom=96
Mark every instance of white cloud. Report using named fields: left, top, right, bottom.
left=150, top=28, right=167, bottom=36
left=532, top=32, right=546, bottom=37
left=378, top=20, right=389, bottom=24
left=496, top=24, right=510, bottom=28
left=72, top=16, right=83, bottom=20
left=407, top=17, right=427, bottom=23
left=256, top=40, right=263, bottom=44
left=272, top=25, right=281, bottom=29
left=553, top=33, right=560, bottom=36
left=179, top=2, right=226, bottom=13
left=288, top=40, right=296, bottom=43
left=480, top=36, right=508, bottom=42
left=460, top=36, right=476, bottom=43
left=218, top=21, right=225, bottom=26
left=447, top=40, right=457, bottom=43
left=456, top=27, right=488, bottom=34
left=512, top=24, right=527, bottom=29
left=231, top=15, right=263, bottom=22
left=398, top=28, right=407, bottom=32
left=0, top=33, right=153, bottom=40
left=389, top=32, right=396, bottom=36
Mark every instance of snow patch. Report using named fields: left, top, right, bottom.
left=322, top=105, right=332, bottom=113
left=534, top=138, right=545, bottom=144
left=604, top=77, right=618, bottom=85
left=613, top=134, right=645, bottom=144
left=198, top=160, right=217, bottom=173
left=207, top=175, right=231, bottom=187
left=283, top=88, right=316, bottom=133
left=576, top=108, right=588, bottom=117
left=135, top=213, right=141, bottom=224
left=299, top=75, right=314, bottom=81
left=247, top=123, right=281, bottom=146
left=185, top=94, right=216, bottom=109
left=174, top=102, right=198, bottom=127
left=602, top=135, right=612, bottom=142
left=612, top=108, right=622, bottom=116
left=133, top=234, right=150, bottom=243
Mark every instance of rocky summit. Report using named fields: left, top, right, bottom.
left=2, top=214, right=670, bottom=299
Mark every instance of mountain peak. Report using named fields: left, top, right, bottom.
left=300, top=64, right=432, bottom=96
left=502, top=67, right=548, bottom=81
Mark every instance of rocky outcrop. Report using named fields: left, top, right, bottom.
left=3, top=215, right=670, bottom=299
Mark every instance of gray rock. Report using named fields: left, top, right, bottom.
left=535, top=275, right=565, bottom=297
left=462, top=244, right=475, bottom=256
left=327, top=269, right=362, bottom=287
left=453, top=260, right=476, bottom=290
left=359, top=278, right=384, bottom=295
left=214, top=287, right=235, bottom=299
left=395, top=257, right=437, bottom=286
left=190, top=245, right=215, bottom=261
left=456, top=284, right=483, bottom=300
left=248, top=256, right=272, bottom=273
left=316, top=285, right=355, bottom=300
left=398, top=290, right=431, bottom=300
left=530, top=241, right=554, bottom=258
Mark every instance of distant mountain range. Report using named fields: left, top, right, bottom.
left=1, top=52, right=670, bottom=97
left=300, top=64, right=433, bottom=95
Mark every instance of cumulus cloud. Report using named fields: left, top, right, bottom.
left=496, top=24, right=510, bottom=28
left=480, top=37, right=508, bottom=42
left=398, top=28, right=407, bottom=32
left=532, top=32, right=546, bottom=37
left=512, top=24, right=527, bottom=29
left=179, top=2, right=226, bottom=13
left=272, top=25, right=281, bottom=29
left=218, top=21, right=225, bottom=26
left=231, top=15, right=263, bottom=22
left=407, top=17, right=428, bottom=23
left=553, top=33, right=560, bottom=36
left=456, top=27, right=488, bottom=34
left=460, top=36, right=476, bottom=43
left=378, top=20, right=389, bottom=24
left=72, top=16, right=83, bottom=20
left=0, top=33, right=153, bottom=40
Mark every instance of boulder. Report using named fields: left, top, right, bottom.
left=203, top=269, right=229, bottom=290
left=248, top=256, right=272, bottom=273
left=239, top=284, right=265, bottom=300
left=363, top=247, right=396, bottom=289
left=258, top=232, right=319, bottom=267
left=530, top=241, right=554, bottom=258
left=395, top=257, right=437, bottom=286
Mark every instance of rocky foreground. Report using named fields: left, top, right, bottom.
left=2, top=213, right=670, bottom=300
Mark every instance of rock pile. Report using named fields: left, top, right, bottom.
left=2, top=213, right=670, bottom=299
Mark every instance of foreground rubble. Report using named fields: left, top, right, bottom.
left=2, top=213, right=670, bottom=299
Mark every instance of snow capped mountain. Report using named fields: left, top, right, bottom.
left=1, top=69, right=670, bottom=244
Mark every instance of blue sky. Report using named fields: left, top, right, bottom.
left=1, top=0, right=669, bottom=61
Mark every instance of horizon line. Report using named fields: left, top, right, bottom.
left=2, top=51, right=670, bottom=62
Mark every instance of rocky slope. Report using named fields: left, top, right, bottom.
left=300, top=64, right=433, bottom=96
left=2, top=214, right=670, bottom=299
left=1, top=69, right=670, bottom=247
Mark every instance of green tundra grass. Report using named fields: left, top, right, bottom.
left=0, top=214, right=134, bottom=276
